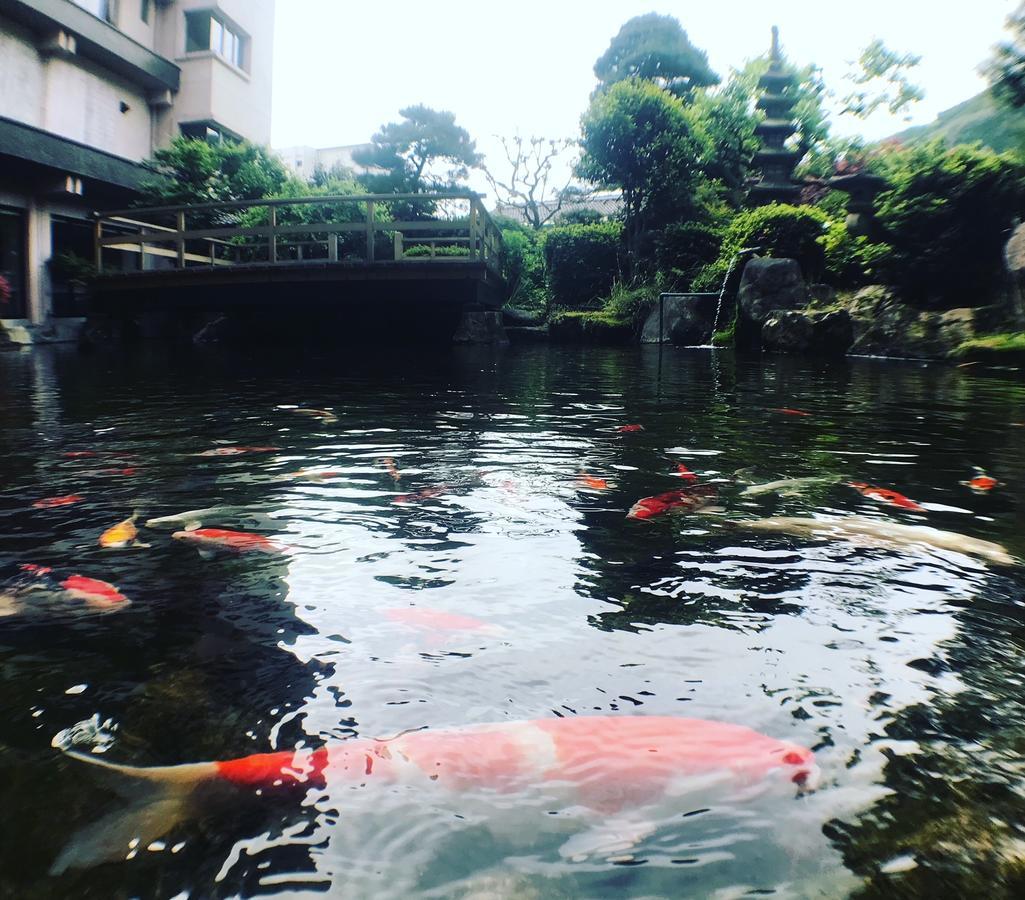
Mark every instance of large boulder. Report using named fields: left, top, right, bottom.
left=738, top=258, right=809, bottom=325
left=846, top=286, right=980, bottom=358
left=761, top=311, right=813, bottom=354
left=452, top=310, right=509, bottom=344
left=640, top=293, right=719, bottom=345
left=761, top=309, right=854, bottom=356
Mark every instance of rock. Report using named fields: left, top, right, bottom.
left=640, top=293, right=719, bottom=345
left=812, top=309, right=854, bottom=354
left=1005, top=222, right=1025, bottom=274
left=808, top=283, right=838, bottom=306
left=762, top=311, right=813, bottom=353
left=501, top=306, right=543, bottom=327
left=738, top=258, right=808, bottom=325
left=505, top=325, right=549, bottom=343
left=846, top=286, right=980, bottom=358
left=761, top=309, right=854, bottom=356
left=452, top=310, right=508, bottom=344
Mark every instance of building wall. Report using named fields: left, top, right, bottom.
left=0, top=15, right=49, bottom=129
left=158, top=0, right=274, bottom=144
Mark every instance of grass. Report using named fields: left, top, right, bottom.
left=951, top=331, right=1025, bottom=360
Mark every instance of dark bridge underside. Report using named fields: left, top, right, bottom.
left=91, top=262, right=506, bottom=344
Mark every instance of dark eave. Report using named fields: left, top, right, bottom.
left=0, top=115, right=146, bottom=191
left=0, top=0, right=179, bottom=91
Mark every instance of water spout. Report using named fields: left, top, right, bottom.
left=711, top=246, right=761, bottom=341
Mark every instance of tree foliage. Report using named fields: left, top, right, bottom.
left=352, top=105, right=481, bottom=195
left=576, top=78, right=711, bottom=259
left=986, top=2, right=1025, bottom=108
left=138, top=137, right=288, bottom=206
left=872, top=141, right=1025, bottom=304
left=841, top=39, right=923, bottom=120
left=483, top=136, right=579, bottom=230
left=594, top=13, right=718, bottom=95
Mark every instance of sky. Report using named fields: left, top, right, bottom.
left=271, top=0, right=1019, bottom=191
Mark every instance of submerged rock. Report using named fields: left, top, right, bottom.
left=452, top=310, right=509, bottom=344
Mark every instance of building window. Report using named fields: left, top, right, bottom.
left=72, top=0, right=117, bottom=25
left=185, top=10, right=246, bottom=70
left=141, top=0, right=150, bottom=24
left=180, top=122, right=226, bottom=144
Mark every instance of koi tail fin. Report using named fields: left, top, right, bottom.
left=51, top=751, right=216, bottom=875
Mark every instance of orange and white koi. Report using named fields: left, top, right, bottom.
left=393, top=485, right=449, bottom=505
left=52, top=715, right=816, bottom=873
left=33, top=495, right=84, bottom=509
left=577, top=472, right=611, bottom=491
left=99, top=515, right=145, bottom=549
left=772, top=408, right=811, bottom=418
left=289, top=408, right=338, bottom=424
left=627, top=484, right=718, bottom=521
left=846, top=482, right=924, bottom=512
left=172, top=528, right=283, bottom=554
left=382, top=457, right=402, bottom=482
left=289, top=468, right=344, bottom=482
left=194, top=446, right=279, bottom=458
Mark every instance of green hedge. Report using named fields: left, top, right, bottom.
left=403, top=244, right=470, bottom=257
left=655, top=221, right=723, bottom=287
left=543, top=222, right=624, bottom=308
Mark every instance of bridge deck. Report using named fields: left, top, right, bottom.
left=92, top=192, right=506, bottom=308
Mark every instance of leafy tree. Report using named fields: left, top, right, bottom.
left=577, top=78, right=711, bottom=262
left=873, top=140, right=1025, bottom=305
left=352, top=105, right=481, bottom=198
left=594, top=13, right=718, bottom=95
left=986, top=2, right=1025, bottom=108
left=483, top=136, right=579, bottom=230
left=138, top=137, right=288, bottom=206
left=686, top=82, right=760, bottom=203
left=841, top=39, right=923, bottom=120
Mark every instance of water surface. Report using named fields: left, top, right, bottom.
left=1, top=344, right=1023, bottom=898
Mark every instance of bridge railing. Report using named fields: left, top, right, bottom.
left=93, top=193, right=504, bottom=275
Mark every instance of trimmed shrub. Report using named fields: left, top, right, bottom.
left=495, top=219, right=548, bottom=312
left=403, top=244, right=470, bottom=257
left=873, top=141, right=1025, bottom=306
left=655, top=221, right=723, bottom=287
left=821, top=222, right=894, bottom=289
left=542, top=222, right=624, bottom=308
left=691, top=203, right=830, bottom=293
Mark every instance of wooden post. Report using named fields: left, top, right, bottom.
left=93, top=218, right=103, bottom=273
left=176, top=211, right=185, bottom=268
left=268, top=207, right=277, bottom=264
left=468, top=201, right=479, bottom=261
left=328, top=232, right=338, bottom=262
left=393, top=231, right=403, bottom=260
left=366, top=200, right=376, bottom=264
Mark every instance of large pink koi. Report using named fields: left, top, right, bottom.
left=53, top=715, right=816, bottom=873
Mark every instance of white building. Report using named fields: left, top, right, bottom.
left=0, top=0, right=275, bottom=340
left=276, top=143, right=375, bottom=181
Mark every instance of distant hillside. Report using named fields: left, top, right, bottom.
left=892, top=90, right=1025, bottom=152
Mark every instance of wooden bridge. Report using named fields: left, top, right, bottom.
left=90, top=193, right=507, bottom=338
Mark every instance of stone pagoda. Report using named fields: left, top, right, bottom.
left=749, top=27, right=802, bottom=207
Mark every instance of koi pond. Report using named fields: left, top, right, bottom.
left=1, top=344, right=1024, bottom=898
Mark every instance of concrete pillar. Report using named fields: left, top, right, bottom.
left=26, top=199, right=52, bottom=325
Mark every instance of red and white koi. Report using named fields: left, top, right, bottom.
left=673, top=463, right=698, bottom=482
left=52, top=715, right=816, bottom=873
left=961, top=469, right=1002, bottom=493
left=393, top=485, right=449, bottom=505
left=846, top=482, right=924, bottom=512
left=616, top=424, right=644, bottom=433
left=772, top=408, right=811, bottom=417
left=627, top=484, right=718, bottom=521
left=385, top=607, right=497, bottom=634
left=172, top=528, right=283, bottom=554
left=382, top=457, right=402, bottom=482
left=32, top=495, right=84, bottom=509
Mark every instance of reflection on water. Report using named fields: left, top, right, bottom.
left=0, top=343, right=1023, bottom=897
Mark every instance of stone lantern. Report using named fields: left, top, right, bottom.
left=748, top=27, right=802, bottom=207
left=827, top=171, right=888, bottom=237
